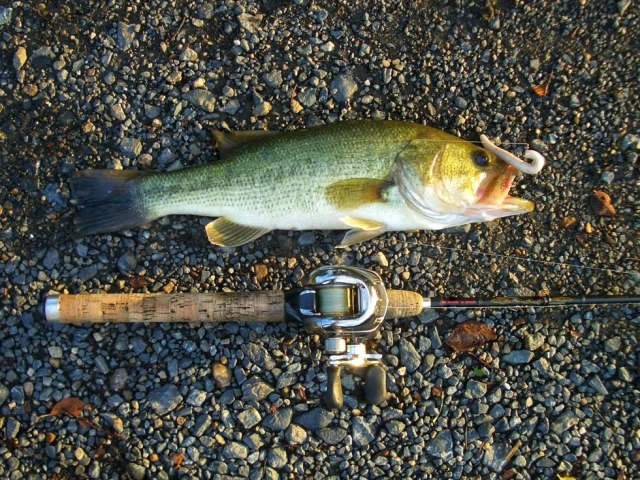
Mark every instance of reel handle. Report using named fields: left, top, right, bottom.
left=44, top=291, right=285, bottom=324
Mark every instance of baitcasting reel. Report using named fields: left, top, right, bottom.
left=285, top=266, right=392, bottom=408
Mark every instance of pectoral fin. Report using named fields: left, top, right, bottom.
left=326, top=179, right=392, bottom=210
left=338, top=229, right=385, bottom=248
left=213, top=130, right=280, bottom=159
left=205, top=218, right=270, bottom=247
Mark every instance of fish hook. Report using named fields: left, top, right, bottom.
left=479, top=135, right=546, bottom=175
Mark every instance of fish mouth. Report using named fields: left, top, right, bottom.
left=468, top=166, right=535, bottom=218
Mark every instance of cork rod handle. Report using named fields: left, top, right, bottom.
left=45, top=291, right=285, bottom=324
left=385, top=289, right=425, bottom=319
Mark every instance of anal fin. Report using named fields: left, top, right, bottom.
left=338, top=229, right=385, bottom=248
left=205, top=218, right=270, bottom=247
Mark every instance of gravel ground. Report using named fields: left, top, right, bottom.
left=1, top=0, right=639, bottom=479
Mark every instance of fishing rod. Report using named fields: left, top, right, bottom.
left=44, top=266, right=640, bottom=409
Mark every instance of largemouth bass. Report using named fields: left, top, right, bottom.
left=71, top=120, right=545, bottom=247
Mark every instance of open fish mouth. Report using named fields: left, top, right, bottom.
left=470, top=166, right=535, bottom=218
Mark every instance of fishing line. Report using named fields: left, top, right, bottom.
left=420, top=242, right=638, bottom=277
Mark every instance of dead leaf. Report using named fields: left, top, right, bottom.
left=575, top=232, right=589, bottom=248
left=93, top=444, right=106, bottom=460
left=432, top=386, right=443, bottom=398
left=533, top=74, right=553, bottom=97
left=445, top=321, right=497, bottom=353
left=590, top=190, right=617, bottom=217
left=50, top=397, right=88, bottom=418
left=129, top=276, right=147, bottom=289
left=174, top=452, right=185, bottom=470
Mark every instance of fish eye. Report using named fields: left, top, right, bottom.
left=473, top=151, right=490, bottom=167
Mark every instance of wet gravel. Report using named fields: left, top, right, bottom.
left=1, top=0, right=639, bottom=479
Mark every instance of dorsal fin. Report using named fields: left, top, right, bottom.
left=213, top=130, right=280, bottom=159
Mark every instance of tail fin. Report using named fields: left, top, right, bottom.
left=70, top=169, right=152, bottom=237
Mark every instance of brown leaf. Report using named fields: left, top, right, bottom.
left=93, top=444, right=106, bottom=460
left=445, top=321, right=497, bottom=353
left=50, top=397, right=88, bottom=418
left=431, top=386, right=443, bottom=398
left=533, top=73, right=553, bottom=97
left=590, top=190, right=617, bottom=217
left=174, top=452, right=185, bottom=470
left=575, top=232, right=589, bottom=248
left=129, top=276, right=147, bottom=289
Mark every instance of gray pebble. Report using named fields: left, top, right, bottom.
left=117, top=252, right=137, bottom=274
left=262, top=407, right=292, bottom=431
left=502, top=350, right=534, bottom=365
left=109, top=368, right=128, bottom=391
left=601, top=171, right=615, bottom=184
left=465, top=379, right=488, bottom=398
left=110, top=104, right=126, bottom=122
left=144, top=104, right=161, bottom=119
left=285, top=424, right=307, bottom=445
left=316, top=427, right=347, bottom=445
left=483, top=441, right=509, bottom=472
left=48, top=345, right=63, bottom=359
left=43, top=248, right=60, bottom=269
left=425, top=429, right=453, bottom=461
left=241, top=377, right=274, bottom=402
left=298, top=88, right=317, bottom=108
left=454, top=97, right=468, bottom=109
left=184, top=89, right=216, bottom=113
left=295, top=408, right=334, bottom=430
left=252, top=92, right=272, bottom=116
left=267, top=447, right=288, bottom=469
left=398, top=338, right=420, bottom=373
left=120, top=138, right=142, bottom=159
left=5, top=417, right=20, bottom=438
left=31, top=46, right=55, bottom=69
left=0, top=6, right=12, bottom=25
left=180, top=47, right=198, bottom=62
left=297, top=232, right=316, bottom=246
left=223, top=441, right=249, bottom=460
left=588, top=375, right=609, bottom=395
left=186, top=388, right=207, bottom=407
left=330, top=74, right=358, bottom=103
left=237, top=407, right=262, bottom=429
left=126, top=463, right=146, bottom=480
left=192, top=414, right=212, bottom=437
left=603, top=336, right=621, bottom=352
left=621, top=133, right=639, bottom=151
left=352, top=416, right=376, bottom=447
left=95, top=355, right=109, bottom=375
left=148, top=384, right=183, bottom=416
left=117, top=22, right=137, bottom=51
left=245, top=343, right=275, bottom=370
left=79, top=264, right=98, bottom=281
left=551, top=410, right=580, bottom=434
left=263, top=70, right=283, bottom=87
left=524, top=333, right=545, bottom=351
